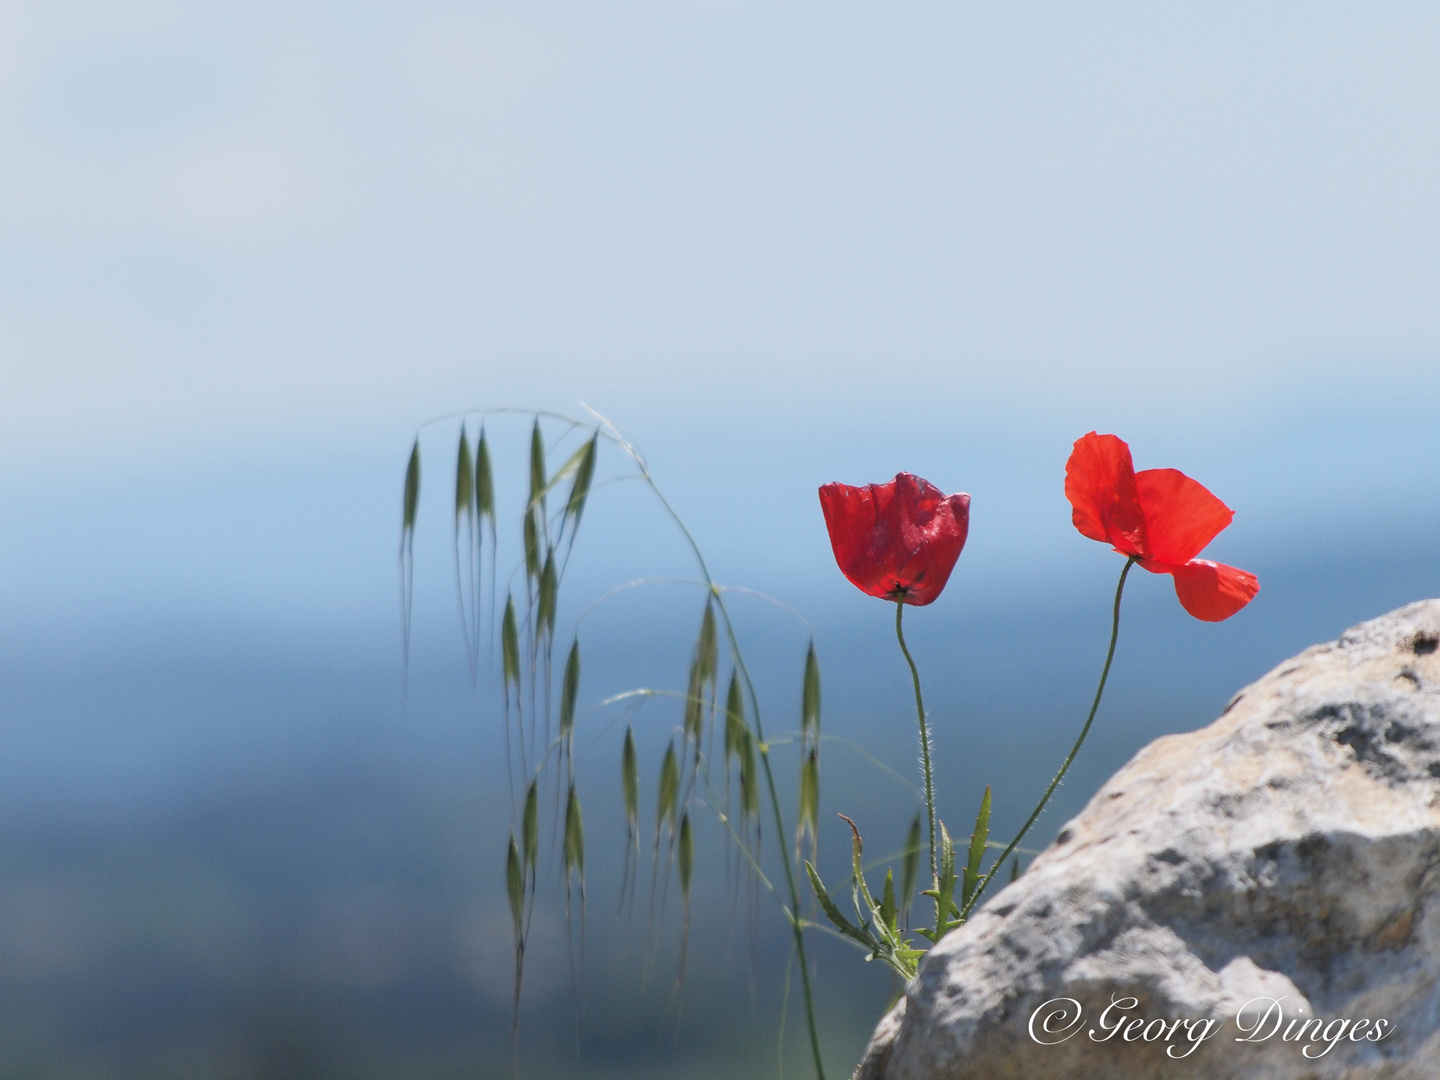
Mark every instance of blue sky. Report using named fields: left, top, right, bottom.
left=3, top=4, right=1438, bottom=447
left=0, top=2, right=1437, bottom=686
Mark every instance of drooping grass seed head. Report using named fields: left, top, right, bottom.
left=454, top=427, right=473, bottom=523
left=560, top=639, right=580, bottom=740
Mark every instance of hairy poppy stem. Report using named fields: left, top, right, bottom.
left=893, top=600, right=938, bottom=914
left=960, top=555, right=1138, bottom=920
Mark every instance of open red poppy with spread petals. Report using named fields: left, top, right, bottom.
left=1065, top=432, right=1259, bottom=621
left=819, top=473, right=970, bottom=606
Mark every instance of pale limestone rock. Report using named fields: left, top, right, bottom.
left=857, top=599, right=1440, bottom=1080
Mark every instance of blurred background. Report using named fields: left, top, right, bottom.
left=2, top=2, right=1439, bottom=1077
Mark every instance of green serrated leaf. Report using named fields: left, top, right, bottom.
left=560, top=638, right=580, bottom=739
left=657, top=742, right=679, bottom=834
left=901, top=812, right=922, bottom=921
left=402, top=440, right=420, bottom=531
left=837, top=813, right=887, bottom=956
left=506, top=833, right=524, bottom=934
left=805, top=860, right=867, bottom=942
left=962, top=786, right=992, bottom=910
left=475, top=427, right=494, bottom=522
left=724, top=672, right=744, bottom=764
left=501, top=594, right=520, bottom=693
left=839, top=813, right=861, bottom=874
left=454, top=427, right=473, bottom=521
left=621, top=726, right=638, bottom=829
left=880, top=868, right=897, bottom=933
left=522, top=779, right=539, bottom=870
left=801, top=641, right=821, bottom=740
left=939, top=820, right=956, bottom=889
left=677, top=812, right=693, bottom=898
left=564, top=783, right=585, bottom=876
left=920, top=819, right=960, bottom=941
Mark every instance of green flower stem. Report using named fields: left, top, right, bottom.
left=961, top=554, right=1138, bottom=920
left=893, top=599, right=938, bottom=920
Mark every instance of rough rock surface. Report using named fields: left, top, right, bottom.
left=856, top=599, right=1440, bottom=1080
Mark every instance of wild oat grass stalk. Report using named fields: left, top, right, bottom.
left=402, top=408, right=835, bottom=1078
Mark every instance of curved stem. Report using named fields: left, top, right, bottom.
left=414, top=407, right=829, bottom=1078
left=961, top=555, right=1138, bottom=920
left=893, top=600, right=937, bottom=908
left=609, top=429, right=827, bottom=1080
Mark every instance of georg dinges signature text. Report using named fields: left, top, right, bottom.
left=1028, top=995, right=1392, bottom=1060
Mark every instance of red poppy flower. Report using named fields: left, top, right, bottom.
left=1065, top=432, right=1259, bottom=621
left=819, top=473, right=970, bottom=606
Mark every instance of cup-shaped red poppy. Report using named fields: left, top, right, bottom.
left=819, top=473, right=971, bottom=606
left=1065, top=432, right=1259, bottom=621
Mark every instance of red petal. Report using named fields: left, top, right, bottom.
left=819, top=481, right=889, bottom=599
left=1166, top=559, right=1260, bottom=622
left=1064, top=433, right=1146, bottom=556
left=1134, top=468, right=1234, bottom=565
left=819, top=473, right=970, bottom=605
